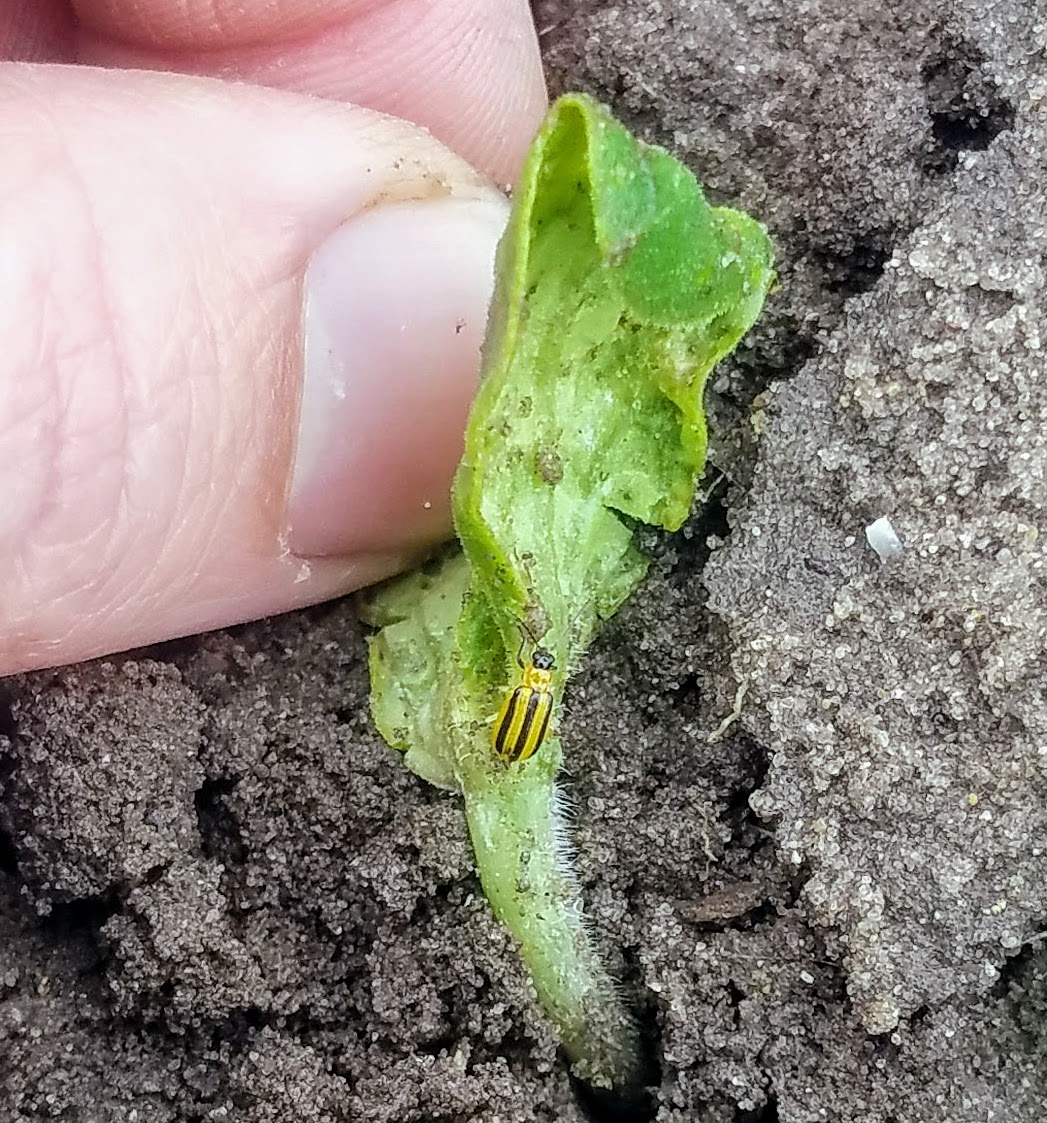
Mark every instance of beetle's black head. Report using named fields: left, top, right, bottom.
left=532, top=647, right=555, bottom=671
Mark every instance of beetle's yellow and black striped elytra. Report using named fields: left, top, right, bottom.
left=492, top=645, right=556, bottom=764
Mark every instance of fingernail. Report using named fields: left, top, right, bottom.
left=289, top=194, right=508, bottom=557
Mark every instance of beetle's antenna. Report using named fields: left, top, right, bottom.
left=517, top=614, right=546, bottom=663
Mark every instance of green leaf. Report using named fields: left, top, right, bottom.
left=364, top=93, right=773, bottom=1089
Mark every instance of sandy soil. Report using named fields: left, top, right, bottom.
left=3, top=2, right=1046, bottom=1120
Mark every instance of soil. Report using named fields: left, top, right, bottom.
left=3, top=2, right=1047, bottom=1120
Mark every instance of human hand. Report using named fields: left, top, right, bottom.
left=0, top=0, right=546, bottom=674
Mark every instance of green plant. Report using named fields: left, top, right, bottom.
left=362, top=94, right=773, bottom=1089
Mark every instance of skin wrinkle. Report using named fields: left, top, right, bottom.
left=22, top=352, right=131, bottom=653
left=0, top=88, right=60, bottom=567
left=112, top=289, right=198, bottom=628
left=76, top=0, right=377, bottom=50
left=153, top=226, right=297, bottom=610
left=351, top=5, right=477, bottom=114
left=3, top=85, right=184, bottom=657
left=444, top=27, right=514, bottom=189
left=1, top=264, right=55, bottom=507
left=212, top=263, right=293, bottom=528
left=50, top=130, right=166, bottom=662
left=3, top=351, right=57, bottom=641
left=70, top=134, right=135, bottom=553
left=153, top=270, right=228, bottom=614
left=121, top=122, right=282, bottom=627
left=4, top=112, right=130, bottom=631
left=163, top=264, right=202, bottom=545
left=254, top=302, right=298, bottom=516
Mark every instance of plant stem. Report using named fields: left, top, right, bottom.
left=463, top=771, right=642, bottom=1090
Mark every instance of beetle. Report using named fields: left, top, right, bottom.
left=492, top=642, right=556, bottom=764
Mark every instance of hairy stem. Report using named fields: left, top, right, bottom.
left=464, top=773, right=641, bottom=1089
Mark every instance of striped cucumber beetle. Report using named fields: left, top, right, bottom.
left=492, top=639, right=556, bottom=765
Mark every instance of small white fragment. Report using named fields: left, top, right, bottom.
left=865, top=516, right=904, bottom=561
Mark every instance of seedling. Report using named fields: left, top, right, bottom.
left=363, top=94, right=773, bottom=1090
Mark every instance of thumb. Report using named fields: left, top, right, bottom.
left=0, top=63, right=510, bottom=674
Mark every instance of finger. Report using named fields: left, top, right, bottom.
left=75, top=0, right=547, bottom=188
left=0, top=63, right=509, bottom=674
left=0, top=0, right=76, bottom=61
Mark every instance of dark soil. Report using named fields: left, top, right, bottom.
left=3, top=3, right=1046, bottom=1120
